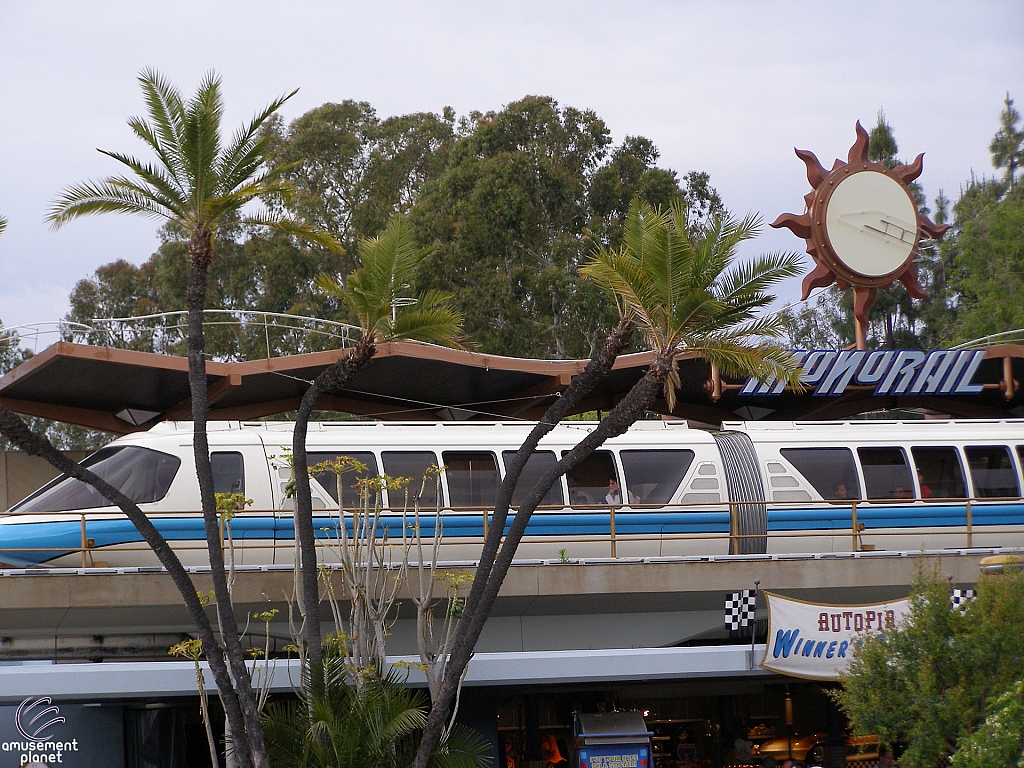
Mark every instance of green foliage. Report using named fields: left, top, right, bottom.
left=948, top=180, right=1024, bottom=343
left=990, top=93, right=1023, bottom=186
left=265, top=100, right=456, bottom=270
left=581, top=199, right=801, bottom=408
left=261, top=641, right=490, bottom=768
left=837, top=569, right=1024, bottom=768
left=950, top=678, right=1024, bottom=768
left=411, top=95, right=716, bottom=359
left=315, top=215, right=463, bottom=346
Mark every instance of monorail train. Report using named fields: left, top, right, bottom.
left=2, top=418, right=1024, bottom=568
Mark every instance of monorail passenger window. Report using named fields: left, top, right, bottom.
left=911, top=447, right=966, bottom=500
left=858, top=448, right=914, bottom=500
left=501, top=451, right=564, bottom=508
left=562, top=451, right=619, bottom=507
left=13, top=446, right=181, bottom=512
left=382, top=451, right=439, bottom=508
left=965, top=446, right=1020, bottom=498
left=443, top=452, right=498, bottom=508
left=211, top=452, right=245, bottom=495
left=307, top=451, right=378, bottom=506
left=619, top=450, right=694, bottom=505
left=779, top=448, right=860, bottom=501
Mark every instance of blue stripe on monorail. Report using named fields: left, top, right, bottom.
left=1, top=502, right=1022, bottom=566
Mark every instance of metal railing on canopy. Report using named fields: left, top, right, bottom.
left=0, top=311, right=363, bottom=360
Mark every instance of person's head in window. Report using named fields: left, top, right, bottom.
left=832, top=482, right=849, bottom=500
left=605, top=477, right=622, bottom=504
left=917, top=469, right=933, bottom=498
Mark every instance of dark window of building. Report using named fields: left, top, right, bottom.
left=502, top=451, right=564, bottom=508
left=382, top=451, right=440, bottom=508
left=780, top=448, right=861, bottom=501
left=563, top=451, right=619, bottom=507
left=619, top=450, right=695, bottom=505
left=443, top=451, right=499, bottom=508
left=211, top=452, right=245, bottom=495
left=857, top=447, right=913, bottom=500
left=965, top=446, right=1020, bottom=498
left=911, top=447, right=966, bottom=500
left=307, top=451, right=379, bottom=506
left=14, top=446, right=181, bottom=512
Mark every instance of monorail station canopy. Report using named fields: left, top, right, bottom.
left=1, top=341, right=1023, bottom=433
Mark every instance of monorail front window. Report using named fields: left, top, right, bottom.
left=502, top=451, right=564, bottom=508
left=443, top=452, right=498, bottom=508
left=780, top=448, right=860, bottom=501
left=563, top=451, right=618, bottom=507
left=382, top=451, right=439, bottom=508
left=965, top=446, right=1020, bottom=498
left=619, top=450, right=694, bottom=505
left=307, top=451, right=378, bottom=506
left=14, top=446, right=181, bottom=512
left=857, top=447, right=913, bottom=500
left=911, top=447, right=967, bottom=500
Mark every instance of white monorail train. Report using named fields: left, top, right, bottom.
left=2, top=419, right=1024, bottom=568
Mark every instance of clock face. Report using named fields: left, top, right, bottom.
left=823, top=170, right=918, bottom=279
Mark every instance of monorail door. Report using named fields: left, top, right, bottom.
left=712, top=432, right=768, bottom=554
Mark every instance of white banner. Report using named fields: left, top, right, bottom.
left=760, top=592, right=910, bottom=680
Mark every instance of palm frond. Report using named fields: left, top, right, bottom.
left=583, top=196, right=803, bottom=402
left=0, top=216, right=6, bottom=236
left=388, top=306, right=465, bottom=346
left=136, top=68, right=187, bottom=181
left=48, top=179, right=177, bottom=228
left=217, top=89, right=298, bottom=193
left=95, top=149, right=189, bottom=215
left=242, top=213, right=344, bottom=253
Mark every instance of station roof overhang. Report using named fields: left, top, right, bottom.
left=1, top=341, right=1022, bottom=435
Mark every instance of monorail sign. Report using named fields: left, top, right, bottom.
left=740, top=349, right=986, bottom=397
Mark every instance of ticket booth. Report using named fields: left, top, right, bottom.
left=574, top=712, right=653, bottom=768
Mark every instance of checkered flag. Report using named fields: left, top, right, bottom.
left=951, top=588, right=976, bottom=612
left=725, top=590, right=757, bottom=630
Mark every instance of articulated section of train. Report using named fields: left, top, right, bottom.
left=2, top=418, right=1023, bottom=567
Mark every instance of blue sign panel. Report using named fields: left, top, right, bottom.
left=579, top=744, right=651, bottom=768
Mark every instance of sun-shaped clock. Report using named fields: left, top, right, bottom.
left=771, top=122, right=951, bottom=348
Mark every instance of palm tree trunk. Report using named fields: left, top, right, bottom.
left=187, top=228, right=268, bottom=768
left=0, top=404, right=252, bottom=767
left=291, top=335, right=377, bottom=672
left=412, top=319, right=639, bottom=768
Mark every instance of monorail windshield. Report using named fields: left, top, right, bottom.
left=12, top=446, right=181, bottom=512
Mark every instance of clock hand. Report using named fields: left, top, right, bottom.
left=835, top=212, right=918, bottom=245
left=863, top=219, right=916, bottom=245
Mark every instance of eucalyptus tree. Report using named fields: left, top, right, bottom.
left=413, top=199, right=802, bottom=767
left=290, top=215, right=463, bottom=672
left=39, top=69, right=339, bottom=768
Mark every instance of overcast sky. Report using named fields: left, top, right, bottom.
left=1, top=1, right=1021, bottom=344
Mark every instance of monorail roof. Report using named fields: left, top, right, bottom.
left=0, top=341, right=1022, bottom=434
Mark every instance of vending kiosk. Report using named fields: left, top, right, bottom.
left=574, top=712, right=653, bottom=768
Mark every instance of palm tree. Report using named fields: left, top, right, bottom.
left=413, top=198, right=802, bottom=768
left=42, top=69, right=338, bottom=768
left=290, top=215, right=462, bottom=671
left=262, top=640, right=488, bottom=768
left=0, top=215, right=7, bottom=235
